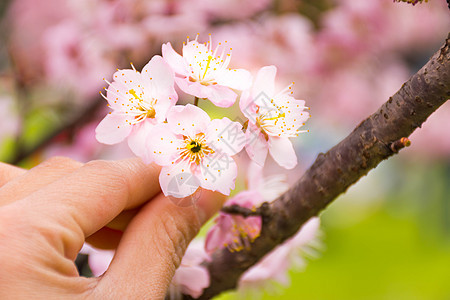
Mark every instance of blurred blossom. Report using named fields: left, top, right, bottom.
left=189, top=0, right=271, bottom=20
left=213, top=14, right=316, bottom=77
left=311, top=59, right=410, bottom=127
left=168, top=239, right=211, bottom=299
left=205, top=163, right=289, bottom=254
left=407, top=104, right=450, bottom=159
left=66, top=0, right=148, bottom=50
left=0, top=95, right=20, bottom=142
left=42, top=21, right=114, bottom=99
left=143, top=0, right=207, bottom=39
left=80, top=243, right=114, bottom=277
left=7, top=0, right=73, bottom=83
left=45, top=122, right=102, bottom=163
left=238, top=217, right=321, bottom=293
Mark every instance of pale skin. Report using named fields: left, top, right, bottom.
left=0, top=157, right=224, bottom=299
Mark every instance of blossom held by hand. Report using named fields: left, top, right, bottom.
left=169, top=239, right=210, bottom=299
left=240, top=65, right=309, bottom=169
left=162, top=35, right=252, bottom=107
left=95, top=55, right=177, bottom=160
left=147, top=104, right=245, bottom=198
left=205, top=163, right=289, bottom=254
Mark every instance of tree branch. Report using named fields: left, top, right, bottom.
left=186, top=33, right=450, bottom=299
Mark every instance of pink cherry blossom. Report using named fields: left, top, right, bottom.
left=238, top=217, right=321, bottom=293
left=162, top=35, right=252, bottom=107
left=205, top=191, right=263, bottom=254
left=79, top=243, right=114, bottom=277
left=147, top=104, right=245, bottom=198
left=168, top=239, right=210, bottom=299
left=205, top=163, right=289, bottom=254
left=42, top=20, right=114, bottom=99
left=240, top=66, right=310, bottom=169
left=95, top=55, right=177, bottom=160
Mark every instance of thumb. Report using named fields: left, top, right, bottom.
left=91, top=189, right=225, bottom=299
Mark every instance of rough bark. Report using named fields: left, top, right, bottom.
left=185, top=33, right=450, bottom=299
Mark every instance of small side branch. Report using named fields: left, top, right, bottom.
left=389, top=137, right=411, bottom=153
left=221, top=202, right=270, bottom=218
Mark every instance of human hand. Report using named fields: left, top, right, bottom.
left=0, top=157, right=224, bottom=299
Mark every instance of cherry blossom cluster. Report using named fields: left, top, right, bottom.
left=93, top=35, right=315, bottom=297
left=96, top=35, right=310, bottom=199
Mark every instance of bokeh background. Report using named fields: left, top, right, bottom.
left=0, top=0, right=449, bottom=299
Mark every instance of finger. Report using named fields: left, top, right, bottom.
left=0, top=157, right=83, bottom=206
left=0, top=162, right=25, bottom=187
left=11, top=158, right=161, bottom=259
left=79, top=206, right=142, bottom=249
left=105, top=207, right=142, bottom=231
left=93, top=189, right=225, bottom=299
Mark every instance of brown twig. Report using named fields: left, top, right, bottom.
left=8, top=98, right=104, bottom=165
left=221, top=202, right=270, bottom=218
left=183, top=33, right=450, bottom=299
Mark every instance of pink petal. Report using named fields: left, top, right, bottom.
left=95, top=113, right=132, bottom=145
left=175, top=77, right=209, bottom=99
left=111, top=68, right=141, bottom=87
left=141, top=55, right=178, bottom=100
left=268, top=136, right=298, bottom=169
left=153, top=95, right=176, bottom=123
left=226, top=190, right=263, bottom=208
left=244, top=123, right=268, bottom=167
left=159, top=160, right=201, bottom=198
left=252, top=65, right=276, bottom=99
left=198, top=152, right=237, bottom=195
left=205, top=213, right=233, bottom=254
left=239, top=89, right=258, bottom=121
left=182, top=40, right=204, bottom=65
left=105, top=81, right=134, bottom=110
left=161, top=42, right=190, bottom=76
left=146, top=123, right=181, bottom=166
left=167, top=104, right=210, bottom=137
left=206, top=118, right=245, bottom=156
left=172, top=265, right=210, bottom=298
left=87, top=248, right=115, bottom=277
left=174, top=78, right=237, bottom=108
left=215, top=68, right=252, bottom=91
left=202, top=84, right=238, bottom=108
left=127, top=120, right=154, bottom=163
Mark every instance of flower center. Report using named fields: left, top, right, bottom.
left=185, top=36, right=232, bottom=86
left=128, top=89, right=156, bottom=124
left=188, top=140, right=202, bottom=153
left=180, top=134, right=215, bottom=165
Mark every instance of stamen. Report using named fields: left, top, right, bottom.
left=203, top=55, right=213, bottom=79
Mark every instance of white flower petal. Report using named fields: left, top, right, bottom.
left=244, top=123, right=268, bottom=167
left=127, top=120, right=155, bottom=162
left=199, top=152, right=237, bottom=195
left=159, top=160, right=200, bottom=198
left=206, top=118, right=245, bottom=156
left=146, top=123, right=181, bottom=166
left=252, top=65, right=276, bottom=99
left=141, top=55, right=178, bottom=101
left=162, top=42, right=190, bottom=76
left=215, top=68, right=252, bottom=91
left=95, top=113, right=132, bottom=145
left=167, top=104, right=211, bottom=137
left=175, top=77, right=209, bottom=99
left=239, top=89, right=258, bottom=122
left=268, top=136, right=297, bottom=169
left=203, top=84, right=238, bottom=108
